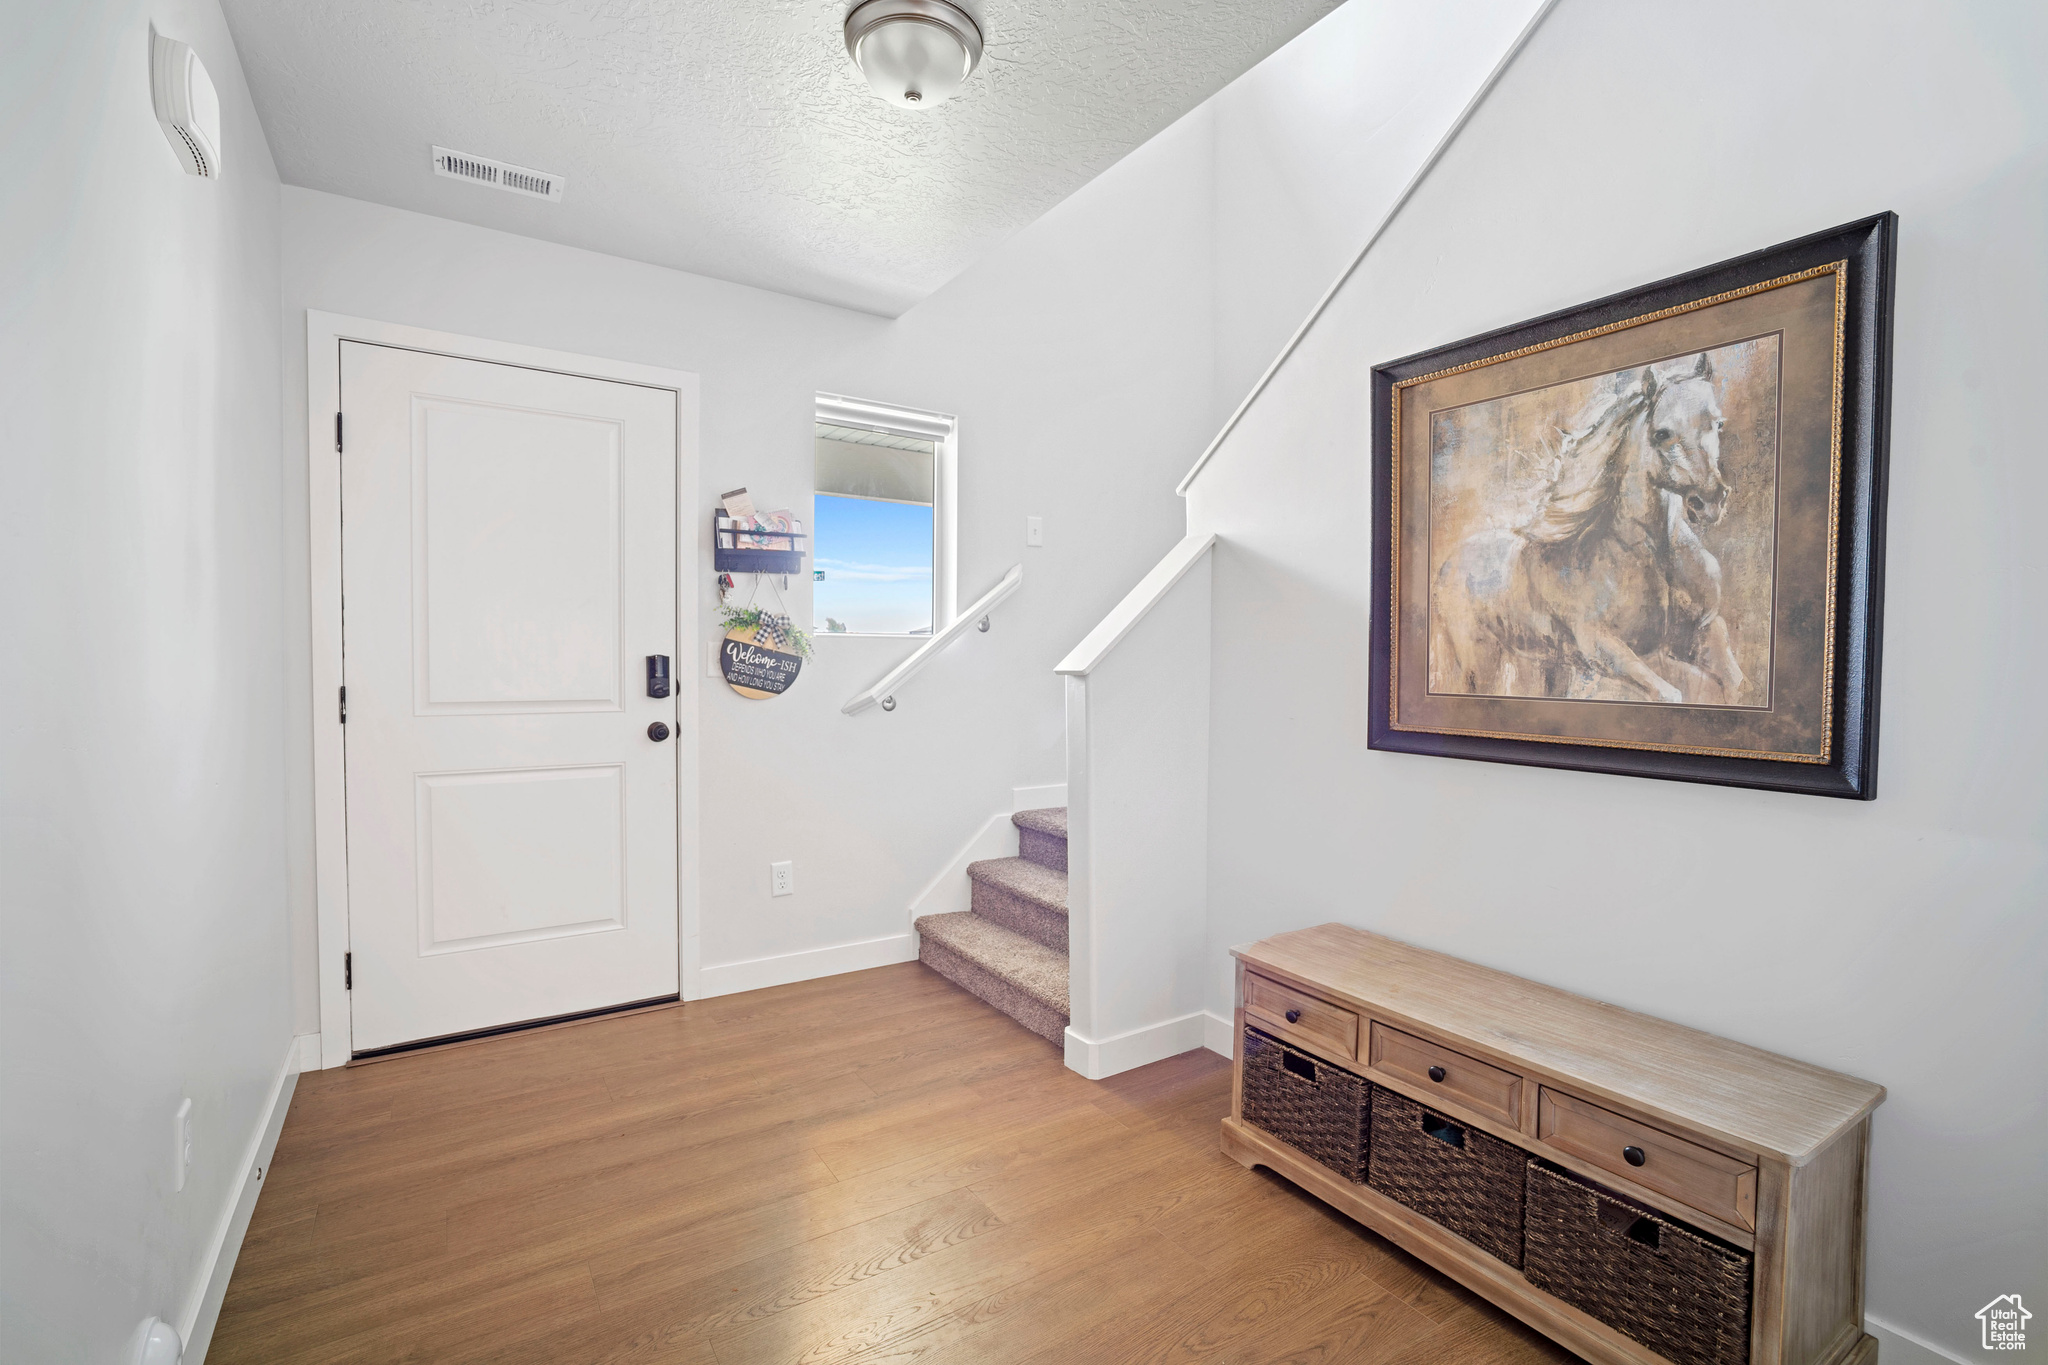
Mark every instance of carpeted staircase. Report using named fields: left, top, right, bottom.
left=914, top=807, right=1068, bottom=1044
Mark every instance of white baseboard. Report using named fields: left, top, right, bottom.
left=1012, top=783, right=1066, bottom=812
left=294, top=1033, right=323, bottom=1072
left=695, top=933, right=920, bottom=999
left=1868, top=1315, right=1969, bottom=1365
left=1064, top=1011, right=1210, bottom=1080
left=907, top=811, right=1016, bottom=923
left=1201, top=1009, right=1234, bottom=1058
left=181, top=1037, right=300, bottom=1363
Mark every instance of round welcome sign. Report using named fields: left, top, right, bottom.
left=721, top=626, right=803, bottom=699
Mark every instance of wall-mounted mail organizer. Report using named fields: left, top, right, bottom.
left=713, top=513, right=807, bottom=576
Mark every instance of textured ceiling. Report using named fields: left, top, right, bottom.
left=222, top=0, right=1341, bottom=315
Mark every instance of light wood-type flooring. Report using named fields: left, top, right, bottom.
left=211, top=962, right=1575, bottom=1365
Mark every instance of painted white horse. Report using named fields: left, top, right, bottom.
left=1431, top=353, right=1745, bottom=705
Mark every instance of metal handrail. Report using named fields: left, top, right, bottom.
left=840, top=563, right=1024, bottom=715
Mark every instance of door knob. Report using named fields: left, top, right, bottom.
left=647, top=722, right=671, bottom=742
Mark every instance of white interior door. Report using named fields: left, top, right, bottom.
left=340, top=341, right=679, bottom=1052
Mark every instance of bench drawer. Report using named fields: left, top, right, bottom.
left=1244, top=971, right=1359, bottom=1062
left=1369, top=1022, right=1523, bottom=1129
left=1538, top=1088, right=1758, bottom=1231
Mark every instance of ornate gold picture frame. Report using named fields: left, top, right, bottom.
left=1369, top=216, right=1895, bottom=797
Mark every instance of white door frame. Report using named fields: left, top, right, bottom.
left=306, top=311, right=700, bottom=1070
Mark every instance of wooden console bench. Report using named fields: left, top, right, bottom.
left=1222, top=924, right=1884, bottom=1365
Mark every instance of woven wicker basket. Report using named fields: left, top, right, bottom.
left=1524, top=1159, right=1753, bottom=1365
left=1240, top=1026, right=1370, bottom=1182
left=1366, top=1088, right=1525, bottom=1266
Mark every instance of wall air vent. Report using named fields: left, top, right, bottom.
left=151, top=28, right=222, bottom=178
left=431, top=146, right=565, bottom=202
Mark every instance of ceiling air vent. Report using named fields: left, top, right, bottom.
left=431, top=146, right=564, bottom=202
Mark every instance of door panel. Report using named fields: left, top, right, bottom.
left=342, top=341, right=679, bottom=1052
left=415, top=765, right=625, bottom=953
left=415, top=398, right=623, bottom=712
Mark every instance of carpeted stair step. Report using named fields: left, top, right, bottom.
left=967, top=856, right=1067, bottom=953
left=1011, top=806, right=1067, bottom=872
left=914, top=911, right=1068, bottom=1045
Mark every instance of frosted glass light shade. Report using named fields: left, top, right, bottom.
left=845, top=0, right=983, bottom=109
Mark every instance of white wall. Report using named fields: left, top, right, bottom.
left=271, top=0, right=1518, bottom=1063
left=711, top=99, right=1219, bottom=987
left=281, top=189, right=885, bottom=1018
left=1208, top=0, right=1545, bottom=406
left=1061, top=539, right=1215, bottom=1079
left=0, top=1, right=292, bottom=1360
left=1188, top=0, right=2047, bottom=1356
left=278, top=93, right=1217, bottom=1019
left=276, top=0, right=1543, bottom=1030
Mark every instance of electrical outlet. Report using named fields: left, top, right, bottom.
left=770, top=861, right=794, bottom=897
left=1026, top=515, right=1044, bottom=547
left=173, top=1098, right=192, bottom=1192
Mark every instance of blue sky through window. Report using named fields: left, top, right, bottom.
left=813, top=494, right=933, bottom=634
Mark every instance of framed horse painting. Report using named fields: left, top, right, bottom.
left=1368, top=214, right=1895, bottom=798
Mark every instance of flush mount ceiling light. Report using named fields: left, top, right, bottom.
left=844, top=0, right=983, bottom=109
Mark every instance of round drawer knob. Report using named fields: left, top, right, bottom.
left=1284, top=1009, right=1302, bottom=1023
left=1427, top=1065, right=1447, bottom=1083
left=1623, top=1145, right=1647, bottom=1167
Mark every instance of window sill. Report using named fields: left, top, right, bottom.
left=816, top=631, right=938, bottom=640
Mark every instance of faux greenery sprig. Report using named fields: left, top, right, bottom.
left=718, top=605, right=814, bottom=659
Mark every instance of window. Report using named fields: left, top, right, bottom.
left=812, top=396, right=955, bottom=637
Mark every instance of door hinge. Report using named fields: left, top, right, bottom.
left=338, top=685, right=347, bottom=723
left=344, top=952, right=352, bottom=990
left=335, top=411, right=343, bottom=453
